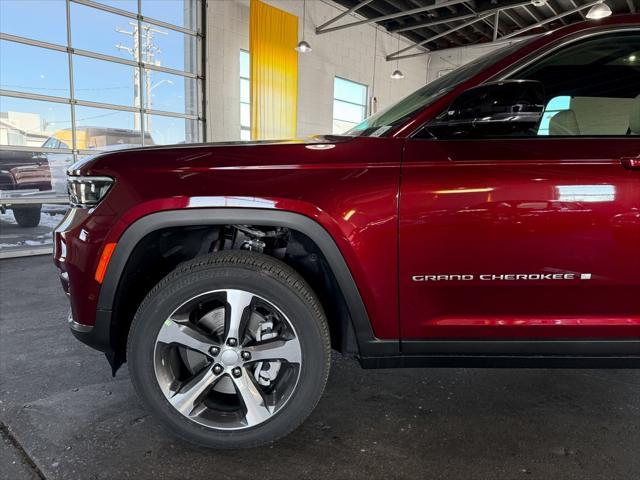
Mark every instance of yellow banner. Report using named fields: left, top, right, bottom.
left=249, top=0, right=298, bottom=140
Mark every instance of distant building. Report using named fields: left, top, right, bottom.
left=0, top=111, right=50, bottom=147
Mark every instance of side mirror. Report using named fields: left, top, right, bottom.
left=425, top=80, right=546, bottom=138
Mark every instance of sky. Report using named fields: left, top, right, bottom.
left=0, top=0, right=198, bottom=145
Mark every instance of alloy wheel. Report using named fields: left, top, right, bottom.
left=153, top=289, right=302, bottom=430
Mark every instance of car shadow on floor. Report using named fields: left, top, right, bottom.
left=1, top=256, right=639, bottom=480
left=6, top=358, right=640, bottom=480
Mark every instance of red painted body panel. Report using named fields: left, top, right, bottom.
left=54, top=138, right=402, bottom=339
left=400, top=138, right=640, bottom=339
left=53, top=16, right=640, bottom=348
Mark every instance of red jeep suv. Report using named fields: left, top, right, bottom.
left=54, top=17, right=640, bottom=448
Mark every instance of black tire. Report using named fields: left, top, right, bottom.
left=12, top=204, right=41, bottom=228
left=127, top=250, right=331, bottom=449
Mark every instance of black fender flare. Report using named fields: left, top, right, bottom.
left=96, top=208, right=399, bottom=357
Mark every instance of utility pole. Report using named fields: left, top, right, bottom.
left=116, top=22, right=167, bottom=130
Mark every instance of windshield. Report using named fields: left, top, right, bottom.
left=347, top=39, right=534, bottom=137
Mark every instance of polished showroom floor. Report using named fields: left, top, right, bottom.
left=1, top=256, right=639, bottom=480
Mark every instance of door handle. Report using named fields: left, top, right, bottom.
left=620, top=157, right=640, bottom=170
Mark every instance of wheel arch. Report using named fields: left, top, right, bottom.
left=97, top=208, right=397, bottom=371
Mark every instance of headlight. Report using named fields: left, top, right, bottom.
left=67, top=176, right=114, bottom=208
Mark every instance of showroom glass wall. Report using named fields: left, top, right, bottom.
left=0, top=0, right=205, bottom=257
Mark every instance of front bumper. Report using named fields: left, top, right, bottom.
left=55, top=206, right=121, bottom=369
left=68, top=309, right=112, bottom=353
left=54, top=207, right=114, bottom=330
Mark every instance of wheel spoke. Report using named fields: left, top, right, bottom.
left=154, top=288, right=303, bottom=430
left=245, top=338, right=301, bottom=364
left=232, top=368, right=272, bottom=426
left=157, top=319, right=214, bottom=355
left=169, top=366, right=221, bottom=417
left=225, top=289, right=254, bottom=342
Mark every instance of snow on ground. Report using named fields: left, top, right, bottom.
left=0, top=205, right=67, bottom=252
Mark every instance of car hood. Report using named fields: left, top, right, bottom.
left=69, top=135, right=353, bottom=176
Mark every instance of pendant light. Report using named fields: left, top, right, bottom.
left=586, top=2, right=612, bottom=19
left=295, top=0, right=312, bottom=53
left=390, top=37, right=404, bottom=79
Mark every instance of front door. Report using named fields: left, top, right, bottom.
left=399, top=30, right=640, bottom=342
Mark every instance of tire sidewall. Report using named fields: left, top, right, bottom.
left=128, top=257, right=330, bottom=448
left=13, top=205, right=41, bottom=228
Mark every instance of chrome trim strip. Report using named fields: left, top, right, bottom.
left=498, top=25, right=640, bottom=81
left=407, top=25, right=640, bottom=138
left=68, top=313, right=93, bottom=333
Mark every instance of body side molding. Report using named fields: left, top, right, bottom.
left=401, top=339, right=640, bottom=356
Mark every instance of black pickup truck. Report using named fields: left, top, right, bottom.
left=0, top=150, right=53, bottom=227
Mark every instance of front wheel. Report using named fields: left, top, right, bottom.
left=127, top=251, right=331, bottom=449
left=12, top=204, right=41, bottom=228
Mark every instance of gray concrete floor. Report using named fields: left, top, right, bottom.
left=0, top=206, right=66, bottom=255
left=1, top=256, right=639, bottom=480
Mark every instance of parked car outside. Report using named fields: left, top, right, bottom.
left=0, top=149, right=52, bottom=227
left=0, top=127, right=154, bottom=227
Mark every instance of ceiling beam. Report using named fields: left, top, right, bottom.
left=390, top=12, right=477, bottom=33
left=501, top=8, right=525, bottom=28
left=442, top=3, right=485, bottom=44
left=384, top=0, right=469, bottom=49
left=521, top=4, right=542, bottom=22
left=391, top=0, right=533, bottom=34
left=315, top=0, right=375, bottom=32
left=501, top=0, right=604, bottom=39
left=386, top=13, right=493, bottom=60
left=463, top=3, right=504, bottom=38
left=544, top=1, right=568, bottom=25
left=385, top=0, right=472, bottom=47
left=568, top=0, right=587, bottom=20
left=316, top=0, right=471, bottom=34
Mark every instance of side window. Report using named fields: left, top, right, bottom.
left=518, top=32, right=640, bottom=137
left=421, top=31, right=640, bottom=140
left=537, top=96, right=570, bottom=135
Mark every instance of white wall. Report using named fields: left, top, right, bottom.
left=424, top=39, right=522, bottom=84
left=205, top=0, right=428, bottom=141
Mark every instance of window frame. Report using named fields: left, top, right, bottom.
left=1, top=0, right=206, bottom=159
left=239, top=49, right=251, bottom=140
left=412, top=26, right=640, bottom=141
left=332, top=76, right=368, bottom=134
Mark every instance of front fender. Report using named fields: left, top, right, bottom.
left=97, top=207, right=398, bottom=359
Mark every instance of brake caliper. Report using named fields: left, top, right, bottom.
left=252, top=319, right=281, bottom=387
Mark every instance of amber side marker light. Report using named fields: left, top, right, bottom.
left=95, top=243, right=117, bottom=283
